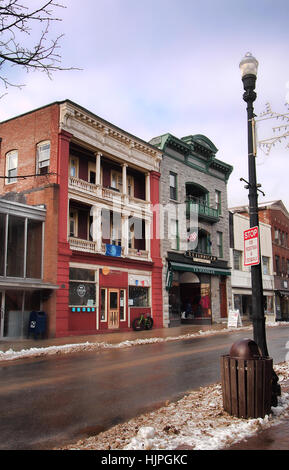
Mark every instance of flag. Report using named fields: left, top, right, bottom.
left=105, top=244, right=122, bottom=257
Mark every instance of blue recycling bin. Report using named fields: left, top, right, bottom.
left=28, top=311, right=47, bottom=339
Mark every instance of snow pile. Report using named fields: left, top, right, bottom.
left=59, top=361, right=289, bottom=451
left=0, top=322, right=275, bottom=362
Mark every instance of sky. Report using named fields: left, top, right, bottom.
left=0, top=0, right=288, bottom=209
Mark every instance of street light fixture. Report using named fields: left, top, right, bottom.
left=239, top=52, right=281, bottom=405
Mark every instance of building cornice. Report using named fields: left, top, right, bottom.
left=59, top=101, right=162, bottom=172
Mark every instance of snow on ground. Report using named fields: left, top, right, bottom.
left=0, top=322, right=282, bottom=362
left=58, top=362, right=289, bottom=451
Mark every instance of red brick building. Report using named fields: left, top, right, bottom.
left=231, top=200, right=289, bottom=321
left=257, top=200, right=289, bottom=320
left=0, top=100, right=163, bottom=338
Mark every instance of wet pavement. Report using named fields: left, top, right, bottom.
left=1, top=321, right=289, bottom=451
left=0, top=321, right=236, bottom=353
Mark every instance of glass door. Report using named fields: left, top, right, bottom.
left=108, top=289, right=119, bottom=329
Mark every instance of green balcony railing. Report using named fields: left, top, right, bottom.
left=186, top=197, right=220, bottom=223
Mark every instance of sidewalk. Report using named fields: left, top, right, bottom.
left=0, top=321, right=236, bottom=354
left=226, top=378, right=289, bottom=451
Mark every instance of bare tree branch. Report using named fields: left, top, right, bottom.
left=0, top=0, right=78, bottom=92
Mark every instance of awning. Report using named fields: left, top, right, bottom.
left=169, top=261, right=231, bottom=277
left=276, top=290, right=289, bottom=296
left=0, top=280, right=60, bottom=290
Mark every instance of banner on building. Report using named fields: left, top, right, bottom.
left=105, top=244, right=122, bottom=257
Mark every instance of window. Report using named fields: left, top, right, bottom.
left=282, top=257, right=286, bottom=275
left=6, top=150, right=18, bottom=184
left=217, top=231, right=223, bottom=258
left=69, top=156, right=79, bottom=178
left=69, top=210, right=78, bottom=237
left=111, top=170, right=122, bottom=191
left=120, top=289, right=126, bottom=321
left=69, top=268, right=96, bottom=306
left=7, top=215, right=25, bottom=277
left=274, top=228, right=280, bottom=244
left=262, top=256, right=270, bottom=275
left=275, top=255, right=280, bottom=275
left=129, top=286, right=150, bottom=307
left=169, top=172, right=177, bottom=200
left=0, top=210, right=44, bottom=280
left=196, top=230, right=211, bottom=255
left=26, top=219, right=43, bottom=278
left=233, top=250, right=242, bottom=270
left=100, top=288, right=107, bottom=321
left=0, top=213, right=5, bottom=275
left=215, top=190, right=222, bottom=215
left=170, top=219, right=179, bottom=250
left=127, top=175, right=134, bottom=197
left=36, top=141, right=50, bottom=175
left=111, top=212, right=121, bottom=246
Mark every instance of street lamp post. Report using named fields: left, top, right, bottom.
left=239, top=52, right=281, bottom=405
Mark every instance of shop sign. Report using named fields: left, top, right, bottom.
left=184, top=251, right=217, bottom=263
left=227, top=310, right=242, bottom=328
left=244, top=226, right=260, bottom=266
left=77, top=284, right=86, bottom=297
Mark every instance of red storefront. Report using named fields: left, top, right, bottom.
left=55, top=101, right=163, bottom=337
left=0, top=100, right=163, bottom=338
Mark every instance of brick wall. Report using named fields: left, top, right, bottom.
left=0, top=103, right=60, bottom=194
left=0, top=103, right=61, bottom=337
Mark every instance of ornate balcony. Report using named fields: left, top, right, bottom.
left=186, top=197, right=220, bottom=223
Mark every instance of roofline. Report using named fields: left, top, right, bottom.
left=62, top=100, right=163, bottom=154
left=0, top=100, right=65, bottom=125
left=0, top=99, right=163, bottom=156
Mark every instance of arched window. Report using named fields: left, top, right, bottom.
left=36, top=140, right=50, bottom=175
left=6, top=150, right=18, bottom=184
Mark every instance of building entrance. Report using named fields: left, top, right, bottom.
left=108, top=289, right=120, bottom=329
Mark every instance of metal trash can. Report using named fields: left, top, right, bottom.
left=28, top=311, right=47, bottom=339
left=220, top=338, right=272, bottom=419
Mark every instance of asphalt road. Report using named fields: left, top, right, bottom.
left=0, top=326, right=288, bottom=450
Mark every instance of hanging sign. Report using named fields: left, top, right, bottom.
left=244, top=226, right=260, bottom=266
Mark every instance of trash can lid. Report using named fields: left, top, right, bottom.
left=229, top=338, right=262, bottom=359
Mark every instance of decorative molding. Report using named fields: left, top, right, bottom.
left=59, top=102, right=162, bottom=172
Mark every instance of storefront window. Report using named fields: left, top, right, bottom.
left=199, top=284, right=211, bottom=317
left=129, top=286, right=150, bottom=307
left=100, top=288, right=107, bottom=321
left=0, top=209, right=44, bottom=280
left=120, top=289, right=125, bottom=320
left=69, top=268, right=96, bottom=306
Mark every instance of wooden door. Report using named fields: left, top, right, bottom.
left=220, top=278, right=228, bottom=318
left=108, top=289, right=119, bottom=329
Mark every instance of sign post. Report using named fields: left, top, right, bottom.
left=244, top=226, right=260, bottom=267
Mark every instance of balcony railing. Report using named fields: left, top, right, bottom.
left=69, top=176, right=149, bottom=208
left=69, top=237, right=150, bottom=260
left=186, top=196, right=220, bottom=223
